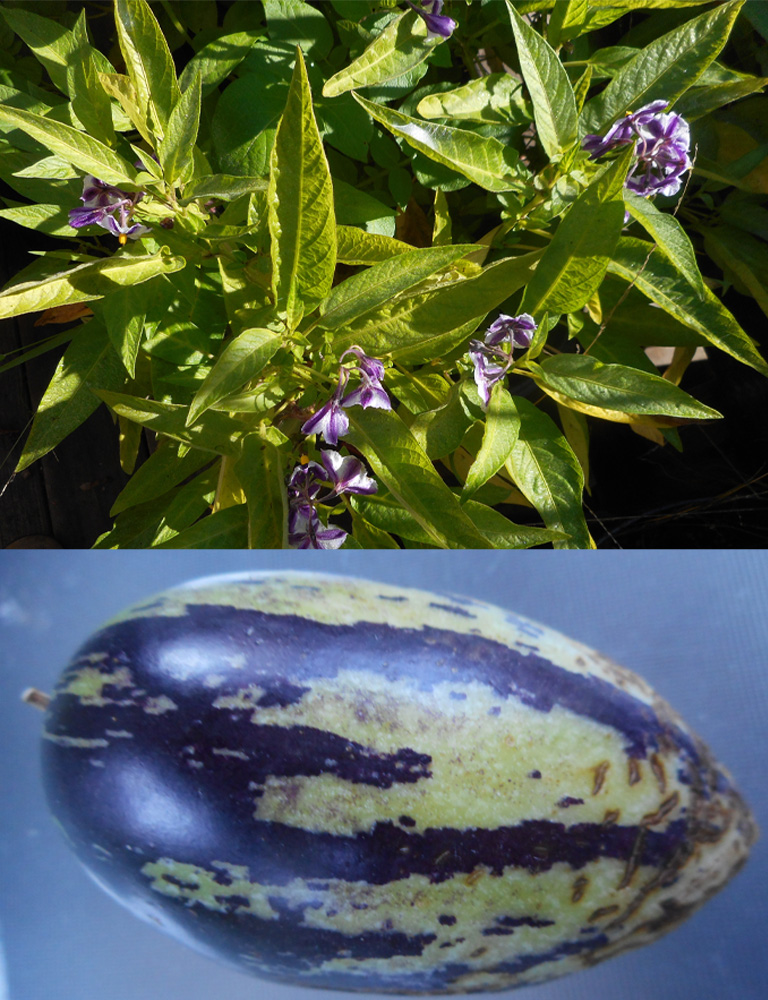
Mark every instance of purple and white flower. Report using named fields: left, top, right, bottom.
left=301, top=369, right=351, bottom=447
left=69, top=175, right=149, bottom=239
left=301, top=348, right=391, bottom=447
left=287, top=507, right=348, bottom=550
left=320, top=450, right=378, bottom=496
left=405, top=0, right=456, bottom=39
left=286, top=449, right=378, bottom=549
left=484, top=313, right=536, bottom=349
left=583, top=100, right=691, bottom=200
left=467, top=313, right=538, bottom=409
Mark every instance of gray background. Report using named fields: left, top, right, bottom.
left=1, top=550, right=766, bottom=1000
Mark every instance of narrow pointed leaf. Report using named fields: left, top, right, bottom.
left=323, top=11, right=439, bottom=98
left=520, top=149, right=632, bottom=316
left=268, top=48, right=336, bottom=327
left=114, top=0, right=181, bottom=141
left=0, top=250, right=184, bottom=321
left=15, top=321, right=125, bottom=472
left=462, top=384, right=521, bottom=499
left=111, top=441, right=211, bottom=516
left=318, top=244, right=476, bottom=330
left=334, top=250, right=542, bottom=361
left=535, top=354, right=722, bottom=421
left=96, top=392, right=243, bottom=455
left=187, top=328, right=282, bottom=426
left=417, top=75, right=527, bottom=124
left=98, top=72, right=153, bottom=146
left=504, top=395, right=591, bottom=549
left=96, top=282, right=148, bottom=377
left=581, top=1, right=744, bottom=135
left=234, top=433, right=289, bottom=548
left=158, top=72, right=202, bottom=186
left=0, top=105, right=136, bottom=186
left=354, top=93, right=531, bottom=193
left=345, top=408, right=492, bottom=549
left=506, top=0, right=578, bottom=158
left=336, top=227, right=412, bottom=265
left=155, top=504, right=249, bottom=548
left=624, top=191, right=706, bottom=298
left=608, top=237, right=768, bottom=376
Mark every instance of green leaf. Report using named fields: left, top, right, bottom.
left=179, top=30, right=264, bottom=96
left=417, top=74, right=528, bottom=124
left=95, top=281, right=148, bottom=377
left=15, top=320, right=125, bottom=472
left=409, top=380, right=476, bottom=459
left=181, top=174, right=267, bottom=204
left=0, top=249, right=184, bottom=321
left=608, top=237, right=768, bottom=377
left=702, top=225, right=768, bottom=322
left=333, top=178, right=396, bottom=237
left=504, top=395, right=591, bottom=549
left=353, top=93, right=531, bottom=193
left=0, top=105, right=137, bottom=186
left=352, top=493, right=562, bottom=549
left=581, top=1, right=744, bottom=135
left=0, top=203, right=73, bottom=236
left=547, top=0, right=589, bottom=47
left=68, top=10, right=116, bottom=146
left=187, top=328, right=282, bottom=426
left=96, top=391, right=243, bottom=455
left=336, top=226, right=413, bottom=265
left=158, top=72, right=202, bottom=186
left=98, top=72, right=153, bottom=147
left=535, top=354, right=722, bottom=421
left=624, top=191, right=706, bottom=299
left=318, top=244, right=477, bottom=331
left=0, top=5, right=77, bottom=96
left=114, top=0, right=181, bottom=141
left=110, top=440, right=212, bottom=516
left=234, top=432, right=289, bottom=548
left=506, top=0, right=578, bottom=159
left=155, top=504, right=249, bottom=548
left=334, top=250, right=542, bottom=362
left=264, top=0, right=334, bottom=61
left=462, top=384, right=521, bottom=499
left=148, top=468, right=220, bottom=546
left=268, top=47, right=336, bottom=327
left=520, top=149, right=632, bottom=315
left=344, top=408, right=492, bottom=549
left=323, top=10, right=439, bottom=98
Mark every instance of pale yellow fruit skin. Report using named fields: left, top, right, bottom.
left=49, top=573, right=757, bottom=994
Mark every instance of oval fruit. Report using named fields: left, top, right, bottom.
left=41, top=572, right=756, bottom=994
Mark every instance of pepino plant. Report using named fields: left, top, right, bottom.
left=0, top=0, right=766, bottom=548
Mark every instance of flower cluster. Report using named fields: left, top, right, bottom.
left=287, top=451, right=377, bottom=549
left=405, top=0, right=456, bottom=39
left=69, top=175, right=149, bottom=240
left=468, top=313, right=536, bottom=408
left=583, top=100, right=691, bottom=199
left=301, top=346, right=391, bottom=446
left=288, top=347, right=389, bottom=548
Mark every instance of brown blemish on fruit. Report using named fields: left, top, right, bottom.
left=571, top=876, right=589, bottom=903
left=618, top=828, right=646, bottom=889
left=628, top=758, right=642, bottom=786
left=649, top=753, right=667, bottom=794
left=464, top=869, right=484, bottom=887
left=641, top=792, right=680, bottom=828
left=588, top=904, right=620, bottom=922
left=592, top=760, right=610, bottom=796
left=602, top=808, right=620, bottom=826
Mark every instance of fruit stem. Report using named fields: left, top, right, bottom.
left=22, top=687, right=50, bottom=711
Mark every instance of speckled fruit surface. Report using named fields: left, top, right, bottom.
left=41, top=572, right=757, bottom=994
